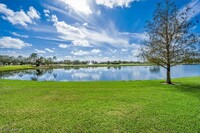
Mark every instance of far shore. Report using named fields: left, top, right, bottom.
left=0, top=63, right=199, bottom=72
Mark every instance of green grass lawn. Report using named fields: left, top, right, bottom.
left=0, top=77, right=199, bottom=132
left=0, top=65, right=33, bottom=72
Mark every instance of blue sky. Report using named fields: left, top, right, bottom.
left=0, top=0, right=199, bottom=61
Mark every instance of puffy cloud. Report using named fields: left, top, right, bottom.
left=111, top=49, right=117, bottom=53
left=0, top=36, right=31, bottom=49
left=0, top=4, right=40, bottom=27
left=121, top=48, right=128, bottom=52
left=51, top=15, right=58, bottom=22
left=83, top=22, right=88, bottom=26
left=51, top=15, right=91, bottom=47
left=45, top=48, right=54, bottom=53
left=50, top=15, right=146, bottom=49
left=43, top=9, right=50, bottom=17
left=96, top=0, right=139, bottom=8
left=27, top=6, right=40, bottom=19
left=59, top=44, right=68, bottom=48
left=57, top=0, right=92, bottom=15
left=91, top=49, right=101, bottom=54
left=52, top=15, right=85, bottom=41
left=72, top=40, right=90, bottom=47
left=35, top=49, right=46, bottom=54
left=71, top=50, right=89, bottom=56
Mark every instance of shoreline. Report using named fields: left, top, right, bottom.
left=0, top=63, right=199, bottom=72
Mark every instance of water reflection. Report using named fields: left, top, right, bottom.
left=149, top=66, right=160, bottom=73
left=0, top=65, right=200, bottom=81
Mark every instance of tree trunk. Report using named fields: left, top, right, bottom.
left=166, top=66, right=172, bottom=84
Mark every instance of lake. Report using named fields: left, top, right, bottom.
left=0, top=65, right=200, bottom=81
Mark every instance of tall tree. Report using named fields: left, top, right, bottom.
left=17, top=55, right=24, bottom=65
left=29, top=53, right=38, bottom=65
left=141, top=0, right=200, bottom=84
left=53, top=56, right=57, bottom=62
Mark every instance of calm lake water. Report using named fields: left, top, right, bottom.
left=0, top=65, right=200, bottom=81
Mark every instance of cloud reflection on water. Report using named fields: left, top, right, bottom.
left=1, top=65, right=200, bottom=81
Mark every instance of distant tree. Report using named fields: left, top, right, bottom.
left=45, top=57, right=53, bottom=65
left=17, top=55, right=24, bottom=65
left=107, top=61, right=111, bottom=64
left=29, top=53, right=38, bottom=65
left=53, top=56, right=57, bottom=62
left=141, top=0, right=200, bottom=84
left=73, top=60, right=81, bottom=65
left=36, top=57, right=44, bottom=66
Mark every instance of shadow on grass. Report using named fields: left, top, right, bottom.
left=173, top=82, right=200, bottom=99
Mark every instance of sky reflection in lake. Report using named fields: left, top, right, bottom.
left=1, top=65, right=200, bottom=81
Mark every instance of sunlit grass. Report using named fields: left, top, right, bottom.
left=0, top=65, right=33, bottom=72
left=0, top=77, right=199, bottom=132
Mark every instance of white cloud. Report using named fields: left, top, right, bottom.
left=43, top=9, right=51, bottom=21
left=52, top=15, right=85, bottom=41
left=71, top=50, right=89, bottom=56
left=51, top=15, right=91, bottom=47
left=27, top=7, right=40, bottom=19
left=49, top=15, right=145, bottom=49
left=80, top=27, right=130, bottom=48
left=96, top=0, right=139, bottom=8
left=51, top=15, right=58, bottom=22
left=35, top=49, right=46, bottom=54
left=83, top=22, right=88, bottom=26
left=123, top=32, right=149, bottom=41
left=43, top=4, right=85, bottom=23
left=121, top=48, right=128, bottom=52
left=0, top=36, right=31, bottom=49
left=91, top=49, right=101, bottom=54
left=45, top=48, right=54, bottom=53
left=43, top=9, right=50, bottom=14
left=57, top=0, right=92, bottom=15
left=111, top=49, right=117, bottom=53
left=0, top=4, right=40, bottom=27
left=179, top=0, right=200, bottom=20
left=72, top=40, right=90, bottom=47
left=11, top=32, right=29, bottom=38
left=43, top=9, right=50, bottom=17
left=59, top=44, right=68, bottom=48
left=131, top=43, right=142, bottom=56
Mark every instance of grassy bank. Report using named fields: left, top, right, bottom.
left=0, top=77, right=199, bottom=132
left=0, top=65, right=34, bottom=72
left=1, top=63, right=198, bottom=71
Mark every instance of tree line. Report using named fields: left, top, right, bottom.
left=0, top=53, right=146, bottom=66
left=0, top=53, right=57, bottom=66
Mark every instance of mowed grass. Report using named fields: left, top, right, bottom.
left=0, top=77, right=199, bottom=132
left=0, top=65, right=33, bottom=72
